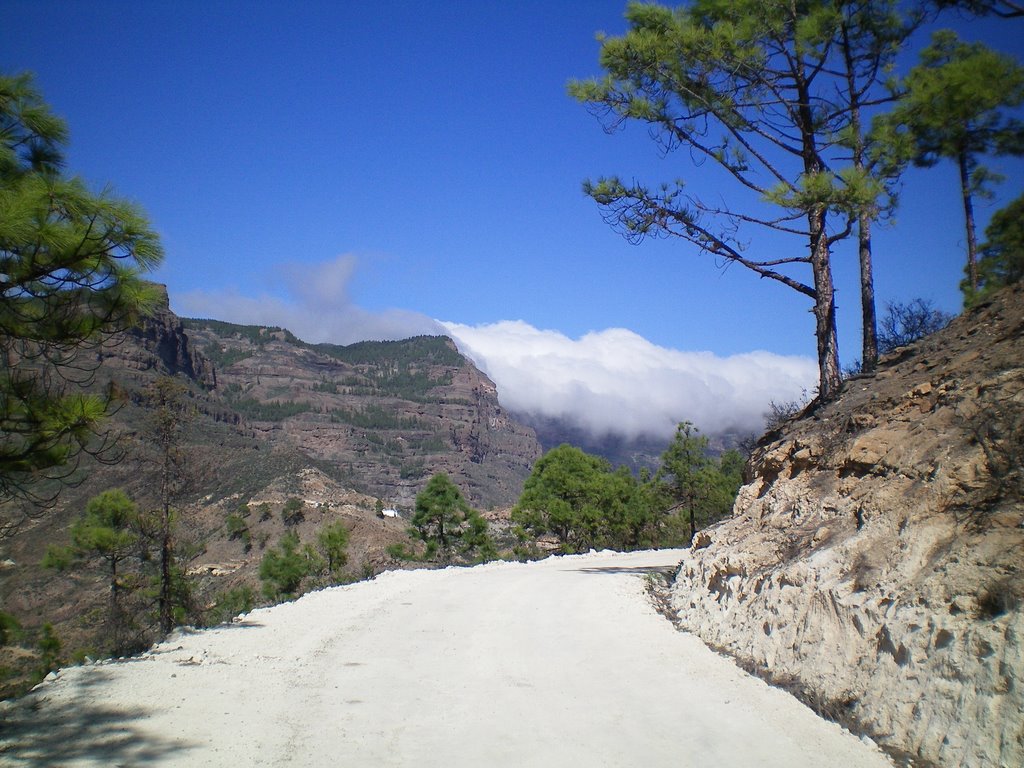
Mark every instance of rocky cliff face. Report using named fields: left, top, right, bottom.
left=97, top=284, right=216, bottom=388
left=181, top=320, right=541, bottom=508
left=0, top=290, right=543, bottom=695
left=669, top=285, right=1024, bottom=767
left=83, top=290, right=540, bottom=509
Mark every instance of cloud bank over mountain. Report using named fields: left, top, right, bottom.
left=442, top=320, right=817, bottom=439
left=177, top=255, right=817, bottom=440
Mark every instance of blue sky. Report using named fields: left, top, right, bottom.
left=4, top=1, right=1022, bottom=438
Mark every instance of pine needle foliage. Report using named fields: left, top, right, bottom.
left=0, top=72, right=163, bottom=513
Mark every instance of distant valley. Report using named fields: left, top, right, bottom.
left=1, top=287, right=543, bottom=686
left=0, top=285, right=721, bottom=692
left=517, top=412, right=750, bottom=474
left=98, top=287, right=543, bottom=511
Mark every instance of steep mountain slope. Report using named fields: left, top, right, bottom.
left=668, top=285, right=1024, bottom=767
left=48, top=286, right=541, bottom=512
left=180, top=318, right=540, bottom=509
left=0, top=288, right=541, bottom=690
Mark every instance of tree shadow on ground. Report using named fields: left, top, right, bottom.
left=150, top=619, right=266, bottom=642
left=571, top=565, right=676, bottom=577
left=214, top=619, right=265, bottom=630
left=0, top=670, right=195, bottom=766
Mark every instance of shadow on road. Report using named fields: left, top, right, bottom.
left=210, top=618, right=265, bottom=631
left=0, top=670, right=194, bottom=766
left=571, top=565, right=676, bottom=577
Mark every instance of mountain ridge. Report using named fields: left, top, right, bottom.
left=0, top=289, right=542, bottom=688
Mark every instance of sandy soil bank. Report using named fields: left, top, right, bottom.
left=0, top=549, right=892, bottom=767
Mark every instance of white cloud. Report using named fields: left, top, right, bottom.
left=173, top=254, right=816, bottom=440
left=174, top=254, right=445, bottom=345
left=442, top=320, right=817, bottom=439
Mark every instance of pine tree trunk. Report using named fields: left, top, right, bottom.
left=110, top=558, right=120, bottom=637
left=796, top=64, right=842, bottom=401
left=959, top=150, right=979, bottom=291
left=110, top=556, right=129, bottom=654
left=859, top=214, right=878, bottom=372
left=840, top=22, right=879, bottom=375
left=159, top=504, right=172, bottom=635
left=809, top=210, right=842, bottom=400
left=110, top=559, right=118, bottom=613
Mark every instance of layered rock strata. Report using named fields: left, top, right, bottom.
left=670, top=285, right=1024, bottom=767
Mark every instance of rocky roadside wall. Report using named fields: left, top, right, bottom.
left=669, top=286, right=1024, bottom=767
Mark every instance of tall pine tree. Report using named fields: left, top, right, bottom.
left=876, top=31, right=1024, bottom=292
left=0, top=73, right=162, bottom=514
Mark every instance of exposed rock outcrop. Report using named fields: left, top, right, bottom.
left=0, top=290, right=543, bottom=693
left=98, top=284, right=216, bottom=388
left=181, top=321, right=541, bottom=508
left=86, top=287, right=540, bottom=508
left=669, top=285, right=1024, bottom=767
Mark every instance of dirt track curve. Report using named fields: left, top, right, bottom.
left=0, top=549, right=892, bottom=767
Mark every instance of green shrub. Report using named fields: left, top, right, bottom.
left=0, top=611, right=22, bottom=645
left=35, top=623, right=61, bottom=681
left=208, top=586, right=256, bottom=625
left=281, top=497, right=305, bottom=526
left=259, top=532, right=321, bottom=600
left=317, top=521, right=350, bottom=579
left=226, top=514, right=252, bottom=551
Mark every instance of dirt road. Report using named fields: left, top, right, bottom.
left=0, top=549, right=892, bottom=767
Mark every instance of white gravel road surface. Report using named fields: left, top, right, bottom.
left=0, top=548, right=892, bottom=767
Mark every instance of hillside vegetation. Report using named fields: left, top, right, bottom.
left=0, top=294, right=542, bottom=696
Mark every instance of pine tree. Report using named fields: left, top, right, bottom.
left=317, top=520, right=350, bottom=579
left=0, top=72, right=162, bottom=513
left=876, top=31, right=1024, bottom=291
left=140, top=377, right=193, bottom=636
left=833, top=1, right=922, bottom=371
left=657, top=422, right=715, bottom=545
left=966, top=193, right=1024, bottom=305
left=569, top=1, right=901, bottom=399
left=42, top=489, right=143, bottom=653
left=410, top=473, right=471, bottom=563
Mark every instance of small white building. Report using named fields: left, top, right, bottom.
left=380, top=508, right=400, bottom=519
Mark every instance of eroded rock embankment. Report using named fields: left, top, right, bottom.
left=670, top=285, right=1024, bottom=768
